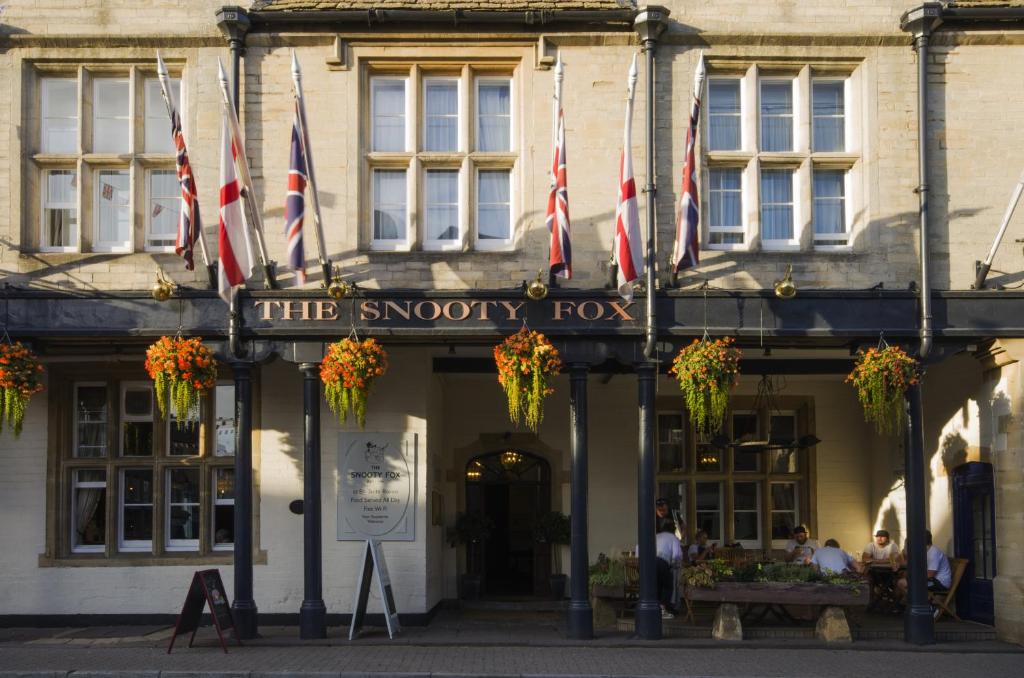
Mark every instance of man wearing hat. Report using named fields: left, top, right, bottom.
left=863, top=529, right=901, bottom=566
left=784, top=525, right=820, bottom=564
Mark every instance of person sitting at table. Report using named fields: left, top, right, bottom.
left=896, top=530, right=952, bottom=599
left=687, top=530, right=716, bottom=563
left=862, top=529, right=901, bottom=566
left=811, top=538, right=863, bottom=575
left=655, top=519, right=683, bottom=619
left=784, top=525, right=820, bottom=564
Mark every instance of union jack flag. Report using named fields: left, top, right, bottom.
left=285, top=102, right=307, bottom=285
left=169, top=95, right=202, bottom=271
left=546, top=62, right=571, bottom=279
left=672, top=54, right=705, bottom=274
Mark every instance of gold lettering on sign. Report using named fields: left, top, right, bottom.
left=553, top=301, right=575, bottom=321
left=360, top=301, right=381, bottom=321
left=499, top=301, right=525, bottom=321
left=254, top=300, right=278, bottom=321
left=315, top=301, right=339, bottom=321
left=607, top=301, right=635, bottom=321
left=470, top=300, right=496, bottom=321
left=383, top=300, right=412, bottom=321
left=443, top=301, right=472, bottom=321
left=577, top=300, right=603, bottom=321
left=415, top=301, right=443, bottom=321
left=281, top=301, right=311, bottom=321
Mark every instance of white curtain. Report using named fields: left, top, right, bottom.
left=760, top=170, right=793, bottom=240
left=759, top=81, right=792, bottom=152
left=97, top=170, right=129, bottom=245
left=42, top=78, right=78, bottom=153
left=74, top=487, right=103, bottom=545
left=812, top=81, right=845, bottom=151
left=708, top=80, right=741, bottom=151
left=424, top=81, right=458, bottom=152
left=477, top=170, right=510, bottom=240
left=477, top=82, right=510, bottom=152
left=93, top=79, right=130, bottom=153
left=425, top=170, right=458, bottom=241
left=813, top=170, right=845, bottom=235
left=373, top=169, right=407, bottom=240
left=372, top=80, right=405, bottom=152
left=710, top=169, right=742, bottom=228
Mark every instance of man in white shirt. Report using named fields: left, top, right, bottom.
left=654, top=520, right=683, bottom=619
left=925, top=531, right=952, bottom=591
left=784, top=525, right=820, bottom=564
left=863, top=529, right=900, bottom=565
left=811, top=539, right=862, bottom=575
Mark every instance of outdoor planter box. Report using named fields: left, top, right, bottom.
left=590, top=583, right=625, bottom=599
left=685, top=581, right=869, bottom=607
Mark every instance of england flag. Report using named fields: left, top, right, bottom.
left=217, top=119, right=254, bottom=302
left=614, top=55, right=642, bottom=301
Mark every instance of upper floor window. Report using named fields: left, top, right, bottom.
left=704, top=65, right=859, bottom=252
left=32, top=66, right=182, bottom=254
left=365, top=65, right=516, bottom=252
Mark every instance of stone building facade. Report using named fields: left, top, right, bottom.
left=0, top=0, right=1022, bottom=644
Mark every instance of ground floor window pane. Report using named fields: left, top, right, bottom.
left=770, top=482, right=798, bottom=541
left=72, top=469, right=106, bottom=552
left=695, top=481, right=722, bottom=542
left=167, top=468, right=200, bottom=550
left=213, top=468, right=235, bottom=549
left=120, top=469, right=153, bottom=550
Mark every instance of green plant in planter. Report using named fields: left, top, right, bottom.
left=534, top=511, right=571, bottom=595
left=588, top=553, right=626, bottom=589
left=455, top=512, right=494, bottom=576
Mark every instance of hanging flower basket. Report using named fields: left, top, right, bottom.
left=0, top=341, right=45, bottom=437
left=494, top=327, right=562, bottom=432
left=669, top=337, right=742, bottom=438
left=144, top=336, right=218, bottom=421
left=846, top=345, right=919, bottom=435
left=320, top=337, right=388, bottom=429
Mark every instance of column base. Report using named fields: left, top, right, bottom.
left=231, top=600, right=259, bottom=640
left=299, top=600, right=327, bottom=640
left=634, top=600, right=662, bottom=640
left=904, top=603, right=935, bottom=644
left=566, top=601, right=593, bottom=640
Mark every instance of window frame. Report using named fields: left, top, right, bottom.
left=706, top=77, right=744, bottom=152
left=758, top=76, right=796, bottom=153
left=811, top=167, right=851, bottom=249
left=118, top=467, right=154, bottom=553
left=370, top=76, right=410, bottom=153
left=92, top=77, right=132, bottom=155
left=759, top=166, right=800, bottom=250
left=144, top=168, right=180, bottom=252
left=92, top=167, right=133, bottom=253
left=811, top=78, right=848, bottom=153
left=165, top=468, right=201, bottom=552
left=363, top=63, right=518, bottom=253
left=40, top=167, right=80, bottom=253
left=48, top=370, right=251, bottom=565
left=70, top=469, right=107, bottom=554
left=707, top=166, right=746, bottom=249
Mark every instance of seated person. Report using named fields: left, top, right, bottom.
left=784, top=525, right=820, bottom=564
left=810, top=538, right=862, bottom=575
left=863, top=529, right=901, bottom=567
left=655, top=519, right=683, bottom=618
left=897, top=530, right=952, bottom=597
left=687, top=530, right=716, bottom=563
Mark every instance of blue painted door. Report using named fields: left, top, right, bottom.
left=952, top=462, right=995, bottom=625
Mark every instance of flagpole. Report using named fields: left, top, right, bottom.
left=291, top=51, right=332, bottom=286
left=217, top=58, right=278, bottom=289
left=155, top=53, right=215, bottom=283
left=548, top=54, right=564, bottom=285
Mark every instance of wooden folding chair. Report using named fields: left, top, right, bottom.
left=930, top=557, right=968, bottom=622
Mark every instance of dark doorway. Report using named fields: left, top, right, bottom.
left=952, top=462, right=996, bottom=625
left=465, top=451, right=551, bottom=597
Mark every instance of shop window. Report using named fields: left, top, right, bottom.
left=656, top=399, right=812, bottom=549
left=32, top=67, right=182, bottom=253
left=365, top=66, right=517, bottom=252
left=55, top=376, right=242, bottom=562
left=703, top=64, right=859, bottom=252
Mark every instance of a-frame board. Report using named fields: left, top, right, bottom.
left=348, top=539, right=401, bottom=640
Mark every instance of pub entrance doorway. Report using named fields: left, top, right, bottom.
left=465, top=451, right=551, bottom=597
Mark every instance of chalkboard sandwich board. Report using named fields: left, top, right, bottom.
left=167, top=569, right=241, bottom=654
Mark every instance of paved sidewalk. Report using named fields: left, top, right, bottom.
left=0, top=609, right=1020, bottom=677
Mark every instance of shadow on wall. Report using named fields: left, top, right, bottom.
left=940, top=430, right=968, bottom=478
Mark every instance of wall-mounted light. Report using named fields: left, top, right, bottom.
left=525, top=269, right=549, bottom=300
left=774, top=264, right=796, bottom=299
left=326, top=265, right=354, bottom=300
left=151, top=269, right=175, bottom=302
left=500, top=450, right=524, bottom=471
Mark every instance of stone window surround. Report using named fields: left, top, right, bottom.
left=360, top=55, right=522, bottom=254
left=25, top=61, right=183, bottom=257
left=654, top=393, right=817, bottom=552
left=39, top=365, right=266, bottom=568
left=703, top=60, right=864, bottom=255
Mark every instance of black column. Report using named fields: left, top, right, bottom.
left=904, top=382, right=934, bottom=644
left=231, top=361, right=258, bottom=639
left=299, top=363, right=327, bottom=639
left=566, top=363, right=593, bottom=639
left=635, top=362, right=661, bottom=639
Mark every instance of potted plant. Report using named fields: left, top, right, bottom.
left=454, top=511, right=494, bottom=600
left=493, top=327, right=562, bottom=432
left=533, top=510, right=571, bottom=599
left=845, top=345, right=919, bottom=435
left=144, top=336, right=217, bottom=422
left=588, top=553, right=627, bottom=598
left=0, top=340, right=45, bottom=437
left=320, top=337, right=388, bottom=429
left=669, top=337, right=742, bottom=438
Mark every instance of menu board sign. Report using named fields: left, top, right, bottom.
left=337, top=432, right=416, bottom=541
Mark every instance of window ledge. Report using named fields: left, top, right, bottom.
left=38, top=550, right=268, bottom=568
